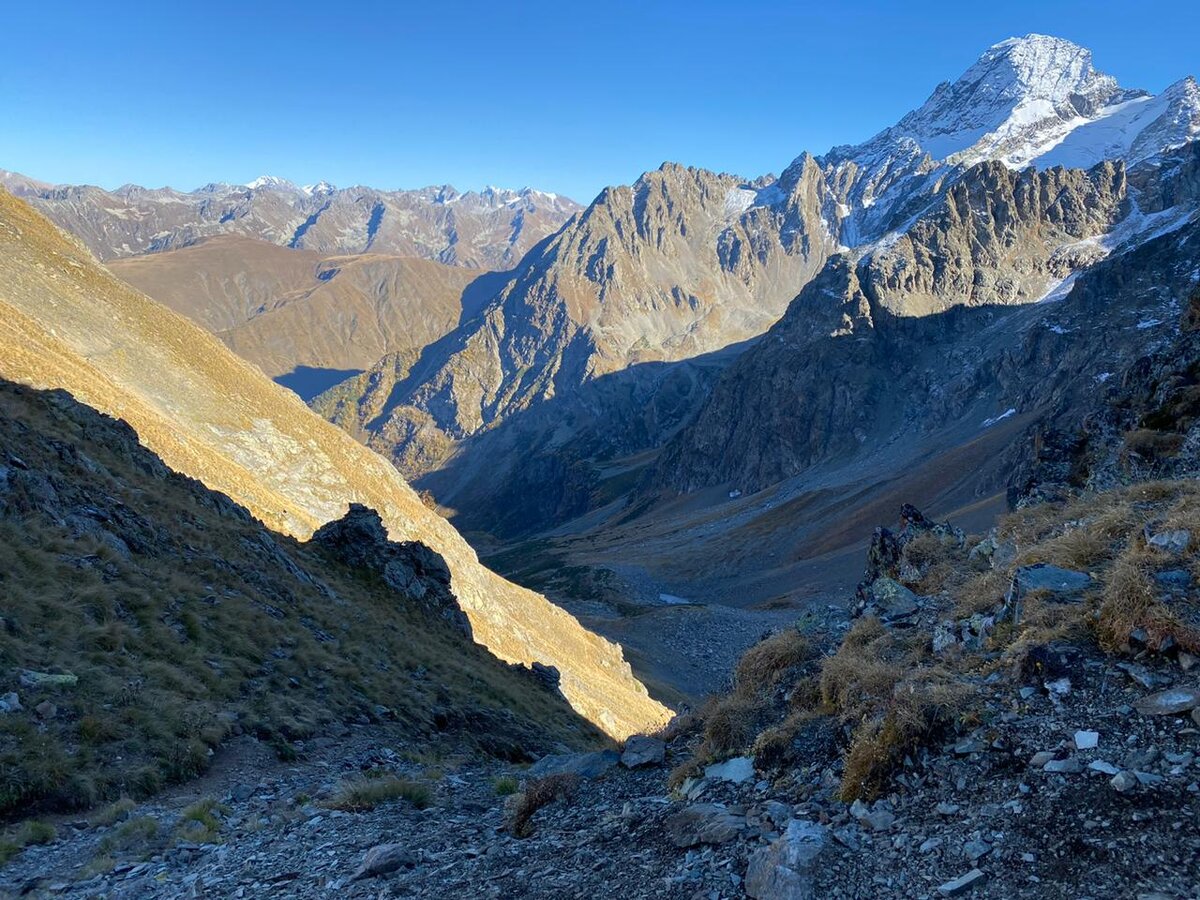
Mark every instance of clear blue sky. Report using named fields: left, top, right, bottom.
left=3, top=0, right=1197, bottom=202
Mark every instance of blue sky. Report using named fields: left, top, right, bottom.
left=3, top=0, right=1197, bottom=202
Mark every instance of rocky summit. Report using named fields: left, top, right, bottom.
left=3, top=19, right=1200, bottom=900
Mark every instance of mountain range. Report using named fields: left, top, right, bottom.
left=11, top=35, right=1198, bottom=629
left=4, top=172, right=580, bottom=269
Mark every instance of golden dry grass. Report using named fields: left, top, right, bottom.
left=508, top=774, right=579, bottom=838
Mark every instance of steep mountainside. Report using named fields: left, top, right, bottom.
left=0, top=377, right=599, bottom=818
left=318, top=157, right=840, bottom=477
left=107, top=235, right=497, bottom=397
left=0, top=189, right=668, bottom=739
left=6, top=174, right=580, bottom=269
left=310, top=35, right=1198, bottom=522
left=653, top=142, right=1200, bottom=497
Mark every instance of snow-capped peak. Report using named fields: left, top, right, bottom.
left=812, top=35, right=1198, bottom=249
left=887, top=33, right=1139, bottom=165
left=301, top=181, right=335, bottom=196
left=243, top=175, right=295, bottom=191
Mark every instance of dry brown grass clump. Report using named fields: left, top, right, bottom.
left=839, top=670, right=970, bottom=802
left=508, top=774, right=579, bottom=837
left=733, top=630, right=811, bottom=694
left=811, top=617, right=969, bottom=801
left=1123, top=428, right=1185, bottom=461
left=1097, top=546, right=1200, bottom=654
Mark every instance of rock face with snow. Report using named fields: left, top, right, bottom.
left=653, top=141, right=1200, bottom=495
left=312, top=36, right=1198, bottom=520
left=7, top=175, right=580, bottom=269
left=819, top=34, right=1200, bottom=246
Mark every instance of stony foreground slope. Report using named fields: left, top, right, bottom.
left=0, top=190, right=668, bottom=739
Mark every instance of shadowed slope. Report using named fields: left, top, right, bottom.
left=0, top=190, right=669, bottom=739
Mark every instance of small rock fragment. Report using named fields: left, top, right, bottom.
left=938, top=868, right=986, bottom=896
left=1073, top=730, right=1099, bottom=750
left=704, top=756, right=755, bottom=784
left=1110, top=771, right=1138, bottom=793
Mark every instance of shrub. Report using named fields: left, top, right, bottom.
left=90, top=797, right=136, bottom=827
left=508, top=774, right=578, bottom=838
left=492, top=775, right=519, bottom=796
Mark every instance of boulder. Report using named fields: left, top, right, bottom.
left=0, top=692, right=20, bottom=714
left=527, top=749, right=619, bottom=779
left=1003, top=564, right=1093, bottom=623
left=704, top=756, right=755, bottom=784
left=665, top=803, right=746, bottom=847
left=745, top=819, right=828, bottom=899
left=1134, top=687, right=1200, bottom=716
left=620, top=735, right=665, bottom=768
left=1145, top=527, right=1191, bottom=555
left=350, top=843, right=416, bottom=880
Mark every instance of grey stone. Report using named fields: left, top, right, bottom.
left=527, top=749, right=620, bottom=779
left=620, top=735, right=665, bottom=769
left=932, top=621, right=958, bottom=654
left=745, top=819, right=828, bottom=899
left=1029, top=751, right=1055, bottom=768
left=850, top=800, right=895, bottom=831
left=350, top=843, right=416, bottom=880
left=704, top=756, right=755, bottom=784
left=1005, top=565, right=1093, bottom=621
left=680, top=776, right=711, bottom=800
left=920, top=837, right=943, bottom=853
left=0, top=692, right=20, bottom=714
left=1073, top=730, right=1099, bottom=750
left=1110, top=771, right=1138, bottom=793
left=1154, top=568, right=1193, bottom=590
left=1088, top=760, right=1120, bottom=775
left=665, top=804, right=746, bottom=848
left=34, top=700, right=56, bottom=720
left=1043, top=757, right=1083, bottom=774
left=1146, top=528, right=1190, bottom=555
left=963, top=840, right=991, bottom=861
left=938, top=869, right=986, bottom=896
left=1134, top=688, right=1200, bottom=716
left=1134, top=770, right=1165, bottom=786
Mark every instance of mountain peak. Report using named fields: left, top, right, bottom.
left=244, top=174, right=296, bottom=191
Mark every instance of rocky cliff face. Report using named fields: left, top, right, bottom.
left=319, top=158, right=841, bottom=479
left=0, top=190, right=669, bottom=739
left=653, top=144, right=1200, bottom=497
left=5, top=174, right=580, bottom=269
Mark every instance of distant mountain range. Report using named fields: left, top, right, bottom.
left=1, top=171, right=580, bottom=269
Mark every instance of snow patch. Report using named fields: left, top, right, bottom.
left=981, top=408, right=1017, bottom=429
